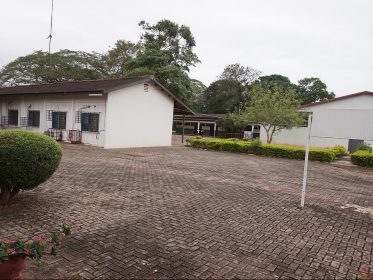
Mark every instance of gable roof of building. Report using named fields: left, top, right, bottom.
left=301, top=91, right=373, bottom=108
left=0, top=76, right=194, bottom=115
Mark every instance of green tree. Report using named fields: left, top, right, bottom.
left=138, top=19, right=200, bottom=71
left=220, top=63, right=261, bottom=85
left=188, top=79, right=207, bottom=112
left=297, top=77, right=335, bottom=104
left=0, top=50, right=105, bottom=86
left=126, top=19, right=200, bottom=104
left=103, top=40, right=139, bottom=78
left=257, top=74, right=298, bottom=92
left=217, top=113, right=248, bottom=132
left=204, top=79, right=246, bottom=114
left=245, top=83, right=303, bottom=144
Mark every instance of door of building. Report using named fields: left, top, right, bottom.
left=348, top=139, right=364, bottom=153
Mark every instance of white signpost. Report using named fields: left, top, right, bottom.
left=300, top=114, right=313, bottom=208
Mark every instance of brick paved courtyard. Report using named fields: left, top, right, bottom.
left=1, top=142, right=372, bottom=279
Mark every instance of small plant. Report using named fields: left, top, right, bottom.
left=330, top=145, right=346, bottom=157
left=250, top=138, right=262, bottom=148
left=0, top=218, right=73, bottom=263
left=356, top=142, right=372, bottom=153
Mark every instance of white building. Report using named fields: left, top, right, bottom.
left=0, top=76, right=193, bottom=148
left=261, top=91, right=373, bottom=152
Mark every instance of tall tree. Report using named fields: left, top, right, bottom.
left=297, top=77, right=335, bottom=104
left=0, top=50, right=105, bottom=86
left=138, top=19, right=200, bottom=71
left=257, top=74, right=298, bottom=93
left=103, top=40, right=139, bottom=78
left=204, top=79, right=246, bottom=114
left=245, top=83, right=303, bottom=144
left=126, top=19, right=201, bottom=103
left=220, top=63, right=261, bottom=85
left=188, top=79, right=207, bottom=112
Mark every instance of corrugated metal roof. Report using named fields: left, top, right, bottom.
left=301, top=91, right=373, bottom=108
left=0, top=76, right=194, bottom=115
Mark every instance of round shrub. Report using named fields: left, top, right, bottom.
left=0, top=130, right=63, bottom=204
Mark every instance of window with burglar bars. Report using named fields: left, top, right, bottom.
left=46, top=110, right=53, bottom=121
left=52, top=112, right=67, bottom=129
left=75, top=111, right=82, bottom=123
left=8, top=110, right=18, bottom=126
left=0, top=116, right=7, bottom=125
left=28, top=110, right=40, bottom=127
left=81, top=112, right=99, bottom=132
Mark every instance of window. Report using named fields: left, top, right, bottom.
left=301, top=112, right=311, bottom=127
left=52, top=112, right=66, bottom=129
left=28, top=110, right=40, bottom=127
left=8, top=110, right=18, bottom=126
left=81, top=113, right=99, bottom=132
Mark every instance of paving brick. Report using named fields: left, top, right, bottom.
left=0, top=141, right=370, bottom=279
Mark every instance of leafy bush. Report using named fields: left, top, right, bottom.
left=351, top=150, right=373, bottom=168
left=250, top=138, right=262, bottom=149
left=329, top=145, right=346, bottom=157
left=186, top=137, right=337, bottom=162
left=356, top=142, right=372, bottom=153
left=0, top=130, right=63, bottom=204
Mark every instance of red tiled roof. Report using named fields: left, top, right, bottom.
left=301, top=91, right=373, bottom=108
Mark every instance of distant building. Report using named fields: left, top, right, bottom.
left=263, top=91, right=373, bottom=152
left=173, top=113, right=261, bottom=139
left=0, top=76, right=193, bottom=148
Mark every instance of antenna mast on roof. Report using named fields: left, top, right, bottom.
left=47, top=0, right=54, bottom=67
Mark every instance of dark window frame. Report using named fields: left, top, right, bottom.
left=28, top=110, right=40, bottom=127
left=81, top=112, right=100, bottom=133
left=52, top=111, right=67, bottom=129
left=8, top=110, right=18, bottom=126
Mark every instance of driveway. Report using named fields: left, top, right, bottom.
left=1, top=143, right=372, bottom=279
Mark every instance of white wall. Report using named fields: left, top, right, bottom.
left=105, top=83, right=174, bottom=148
left=260, top=127, right=308, bottom=146
left=267, top=94, right=373, bottom=148
left=0, top=94, right=106, bottom=146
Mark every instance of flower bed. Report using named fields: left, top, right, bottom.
left=186, top=137, right=346, bottom=163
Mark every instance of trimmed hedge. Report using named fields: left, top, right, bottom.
left=329, top=145, right=346, bottom=157
left=351, top=150, right=373, bottom=168
left=0, top=130, right=63, bottom=202
left=186, top=137, right=343, bottom=162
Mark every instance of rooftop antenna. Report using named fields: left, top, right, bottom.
left=47, top=0, right=54, bottom=67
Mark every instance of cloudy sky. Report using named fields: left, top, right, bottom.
left=1, top=0, right=372, bottom=96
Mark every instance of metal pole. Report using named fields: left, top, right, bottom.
left=181, top=115, right=185, bottom=144
left=301, top=114, right=313, bottom=208
left=214, top=123, right=217, bottom=138
left=48, top=0, right=54, bottom=67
